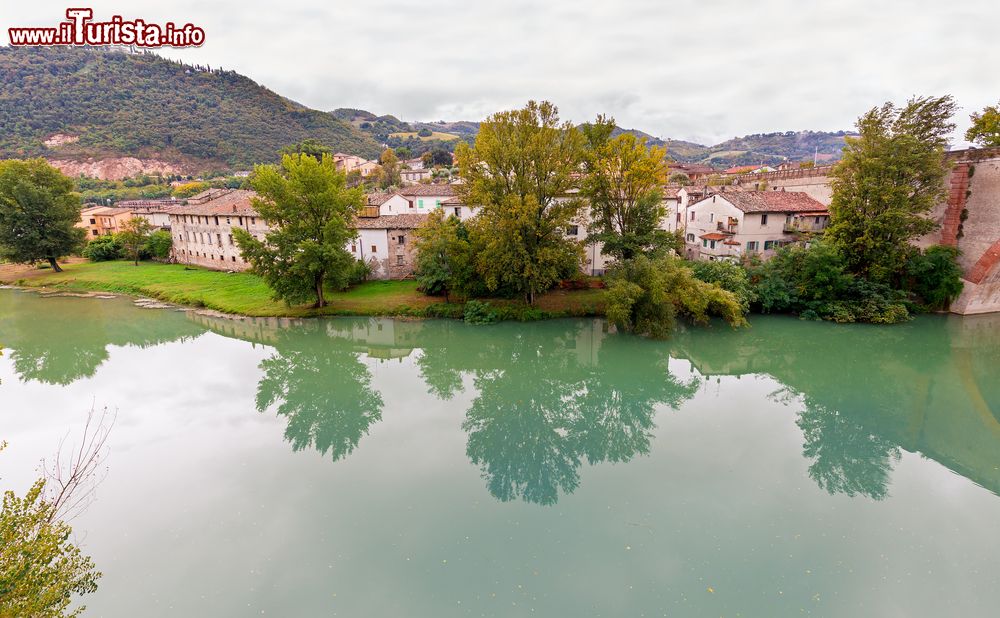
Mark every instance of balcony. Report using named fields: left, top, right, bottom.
left=783, top=214, right=829, bottom=234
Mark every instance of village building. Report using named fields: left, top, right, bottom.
left=117, top=199, right=182, bottom=230
left=668, top=163, right=717, bottom=182
left=168, top=190, right=266, bottom=270
left=350, top=214, right=426, bottom=279
left=683, top=190, right=829, bottom=261
left=77, top=205, right=134, bottom=237
left=400, top=168, right=432, bottom=184
left=398, top=184, right=460, bottom=213
left=332, top=153, right=369, bottom=174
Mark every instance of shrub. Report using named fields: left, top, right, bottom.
left=144, top=230, right=172, bottom=259
left=82, top=236, right=123, bottom=261
left=606, top=255, right=747, bottom=339
left=691, top=260, right=757, bottom=313
left=905, top=245, right=964, bottom=311
left=463, top=300, right=498, bottom=324
left=417, top=128, right=433, bottom=138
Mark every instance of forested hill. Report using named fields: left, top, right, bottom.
left=0, top=47, right=382, bottom=171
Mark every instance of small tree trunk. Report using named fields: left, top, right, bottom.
left=314, top=276, right=326, bottom=308
left=47, top=257, right=63, bottom=273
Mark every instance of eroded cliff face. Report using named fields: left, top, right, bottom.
left=49, top=157, right=189, bottom=180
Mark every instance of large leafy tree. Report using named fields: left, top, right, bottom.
left=0, top=159, right=85, bottom=272
left=234, top=153, right=363, bottom=308
left=965, top=101, right=1000, bottom=147
left=827, top=95, right=956, bottom=285
left=581, top=116, right=672, bottom=261
left=455, top=101, right=586, bottom=304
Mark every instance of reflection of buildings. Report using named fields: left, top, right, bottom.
left=670, top=315, right=1000, bottom=496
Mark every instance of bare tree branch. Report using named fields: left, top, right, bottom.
left=40, top=405, right=116, bottom=523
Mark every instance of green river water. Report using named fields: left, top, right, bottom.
left=1, top=288, right=999, bottom=617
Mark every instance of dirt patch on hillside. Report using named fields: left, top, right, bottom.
left=50, top=157, right=189, bottom=180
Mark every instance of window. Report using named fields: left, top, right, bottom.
left=418, top=199, right=424, bottom=208
left=89, top=218, right=96, bottom=224
left=746, top=241, right=759, bottom=251
left=232, top=256, right=236, bottom=262
left=815, top=216, right=822, bottom=224
left=226, top=217, right=231, bottom=224
left=238, top=217, right=243, bottom=225
left=408, top=201, right=414, bottom=209
left=454, top=207, right=461, bottom=217
left=371, top=245, right=377, bottom=253
left=764, top=240, right=774, bottom=250
left=214, top=216, right=219, bottom=225
left=398, top=235, right=405, bottom=245
left=435, top=200, right=441, bottom=207
left=217, top=233, right=222, bottom=246
left=761, top=214, right=769, bottom=225
left=702, top=239, right=708, bottom=247
left=251, top=217, right=256, bottom=225
left=690, top=211, right=696, bottom=221
left=709, top=213, right=715, bottom=223
left=686, top=233, right=695, bottom=242
left=397, top=255, right=404, bottom=265
left=676, top=213, right=681, bottom=223
left=710, top=240, right=717, bottom=249
left=228, top=234, right=234, bottom=245
left=351, top=244, right=357, bottom=252
left=567, top=225, right=579, bottom=236
left=92, top=229, right=99, bottom=236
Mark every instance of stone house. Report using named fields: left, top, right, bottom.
left=400, top=168, right=432, bottom=184
left=684, top=190, right=829, bottom=261
left=168, top=190, right=266, bottom=270
left=351, top=214, right=427, bottom=279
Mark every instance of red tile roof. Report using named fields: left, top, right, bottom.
left=354, top=214, right=428, bottom=229
left=171, top=190, right=258, bottom=216
left=398, top=184, right=457, bottom=197
left=700, top=232, right=729, bottom=241
left=714, top=191, right=829, bottom=214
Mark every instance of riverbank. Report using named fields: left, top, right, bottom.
left=1, top=260, right=607, bottom=319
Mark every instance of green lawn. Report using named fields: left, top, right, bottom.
left=14, top=261, right=606, bottom=319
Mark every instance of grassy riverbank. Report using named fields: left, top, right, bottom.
left=4, top=260, right=606, bottom=318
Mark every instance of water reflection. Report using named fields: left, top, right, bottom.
left=254, top=321, right=383, bottom=461
left=4, top=288, right=1000, bottom=507
left=0, top=291, right=201, bottom=385
left=419, top=322, right=698, bottom=504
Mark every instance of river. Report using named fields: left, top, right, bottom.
left=1, top=288, right=999, bottom=616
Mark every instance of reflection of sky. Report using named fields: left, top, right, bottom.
left=2, top=294, right=1000, bottom=616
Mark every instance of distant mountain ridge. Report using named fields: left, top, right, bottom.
left=341, top=107, right=851, bottom=166
left=0, top=47, right=382, bottom=173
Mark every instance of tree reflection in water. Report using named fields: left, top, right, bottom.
left=797, top=398, right=901, bottom=500
left=451, top=323, right=698, bottom=505
left=254, top=321, right=383, bottom=462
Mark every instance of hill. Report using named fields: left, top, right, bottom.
left=0, top=47, right=381, bottom=174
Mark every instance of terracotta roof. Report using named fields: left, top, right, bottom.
left=700, top=232, right=729, bottom=241
left=723, top=239, right=741, bottom=246
left=717, top=191, right=829, bottom=214
left=398, top=184, right=457, bottom=197
left=441, top=195, right=464, bottom=205
left=724, top=165, right=759, bottom=174
left=96, top=207, right=133, bottom=216
left=171, top=190, right=258, bottom=216
left=366, top=192, right=397, bottom=206
left=354, top=214, right=428, bottom=229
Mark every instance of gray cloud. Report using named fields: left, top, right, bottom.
left=4, top=0, right=997, bottom=145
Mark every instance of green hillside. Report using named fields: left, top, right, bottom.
left=0, top=47, right=381, bottom=170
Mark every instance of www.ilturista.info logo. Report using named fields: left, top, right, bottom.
left=8, top=8, right=205, bottom=48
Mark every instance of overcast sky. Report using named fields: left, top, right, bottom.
left=5, top=0, right=998, bottom=145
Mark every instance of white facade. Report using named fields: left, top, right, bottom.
left=683, top=193, right=829, bottom=261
